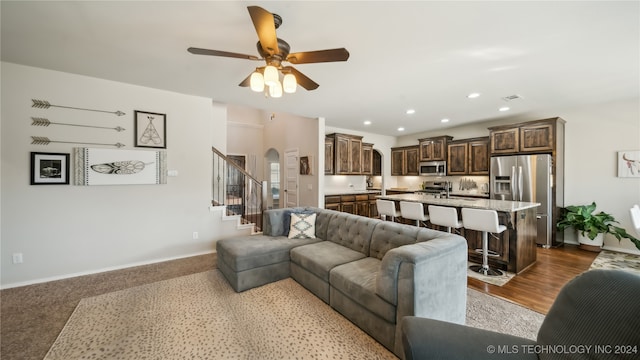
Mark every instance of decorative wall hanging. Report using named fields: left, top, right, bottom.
left=618, top=150, right=640, bottom=178
left=31, top=136, right=125, bottom=148
left=31, top=99, right=126, bottom=116
left=134, top=110, right=166, bottom=149
left=30, top=152, right=70, bottom=185
left=31, top=117, right=125, bottom=132
left=74, top=147, right=167, bottom=185
left=300, top=156, right=312, bottom=175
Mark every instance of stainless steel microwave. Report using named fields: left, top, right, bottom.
left=419, top=161, right=447, bottom=176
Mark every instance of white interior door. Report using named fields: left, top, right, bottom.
left=284, top=149, right=299, bottom=208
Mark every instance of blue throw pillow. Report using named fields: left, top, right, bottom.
left=282, top=209, right=315, bottom=236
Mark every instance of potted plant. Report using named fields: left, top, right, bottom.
left=557, top=202, right=640, bottom=252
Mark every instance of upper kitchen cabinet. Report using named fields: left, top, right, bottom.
left=418, top=135, right=452, bottom=161
left=391, top=146, right=419, bottom=176
left=489, top=118, right=565, bottom=156
left=447, top=137, right=489, bottom=175
left=468, top=137, right=490, bottom=174
left=361, top=143, right=374, bottom=175
left=326, top=133, right=367, bottom=175
left=447, top=141, right=468, bottom=175
left=324, top=137, right=334, bottom=175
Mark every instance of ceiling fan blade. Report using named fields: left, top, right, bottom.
left=239, top=73, right=252, bottom=87
left=247, top=6, right=279, bottom=56
left=286, top=48, right=350, bottom=64
left=283, top=66, right=319, bottom=91
left=187, top=47, right=260, bottom=60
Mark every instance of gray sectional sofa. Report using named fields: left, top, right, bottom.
left=216, top=207, right=468, bottom=358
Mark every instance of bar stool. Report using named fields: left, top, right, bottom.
left=427, top=205, right=463, bottom=233
left=376, top=199, right=401, bottom=222
left=400, top=201, right=430, bottom=227
left=461, top=208, right=507, bottom=276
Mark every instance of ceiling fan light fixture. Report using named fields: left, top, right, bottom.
left=250, top=71, right=265, bottom=92
left=283, top=73, right=297, bottom=93
left=269, top=81, right=283, bottom=98
left=264, top=65, right=279, bottom=86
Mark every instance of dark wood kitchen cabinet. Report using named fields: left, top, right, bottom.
left=447, top=137, right=489, bottom=176
left=418, top=135, right=452, bottom=161
left=324, top=192, right=381, bottom=218
left=447, top=141, right=468, bottom=175
left=489, top=118, right=564, bottom=155
left=327, top=133, right=363, bottom=175
left=468, top=137, right=490, bottom=175
left=324, top=137, right=334, bottom=175
left=361, top=143, right=374, bottom=175
left=391, top=146, right=419, bottom=176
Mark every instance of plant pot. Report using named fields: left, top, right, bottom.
left=578, top=233, right=604, bottom=252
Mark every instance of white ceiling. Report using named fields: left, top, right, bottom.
left=2, top=1, right=638, bottom=136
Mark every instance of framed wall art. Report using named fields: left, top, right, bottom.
left=134, top=110, right=166, bottom=149
left=300, top=156, right=312, bottom=175
left=74, top=147, right=167, bottom=185
left=30, top=152, right=70, bottom=185
left=618, top=150, right=640, bottom=178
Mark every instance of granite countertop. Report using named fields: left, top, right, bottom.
left=376, top=193, right=539, bottom=212
left=324, top=190, right=382, bottom=196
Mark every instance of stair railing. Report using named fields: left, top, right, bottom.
left=212, top=146, right=267, bottom=233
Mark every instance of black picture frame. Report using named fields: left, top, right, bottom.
left=134, top=110, right=166, bottom=149
left=30, top=152, right=70, bottom=185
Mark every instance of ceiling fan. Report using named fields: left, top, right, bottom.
left=187, top=5, right=349, bottom=96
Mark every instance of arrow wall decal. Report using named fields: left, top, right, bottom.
left=31, top=117, right=125, bottom=132
left=31, top=136, right=125, bottom=148
left=31, top=99, right=126, bottom=116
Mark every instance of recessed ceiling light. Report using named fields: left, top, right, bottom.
left=441, top=118, right=450, bottom=123
left=363, top=120, right=371, bottom=125
left=398, top=127, right=405, bottom=132
left=467, top=93, right=481, bottom=99
left=499, top=107, right=510, bottom=112
left=405, top=109, right=415, bottom=115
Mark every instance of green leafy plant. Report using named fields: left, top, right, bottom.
left=557, top=202, right=640, bottom=250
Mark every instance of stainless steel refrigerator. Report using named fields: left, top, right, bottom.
left=490, top=154, right=558, bottom=247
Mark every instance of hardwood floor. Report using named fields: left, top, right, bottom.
left=468, top=244, right=598, bottom=314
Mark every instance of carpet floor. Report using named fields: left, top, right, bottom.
left=43, top=270, right=544, bottom=360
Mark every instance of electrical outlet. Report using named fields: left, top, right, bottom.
left=192, top=232, right=199, bottom=240
left=12, top=253, right=23, bottom=264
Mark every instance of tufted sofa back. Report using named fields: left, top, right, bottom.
left=325, top=211, right=378, bottom=255
left=369, top=221, right=423, bottom=260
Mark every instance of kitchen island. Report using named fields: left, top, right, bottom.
left=377, top=193, right=540, bottom=274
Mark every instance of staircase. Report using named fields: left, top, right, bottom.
left=212, top=146, right=267, bottom=233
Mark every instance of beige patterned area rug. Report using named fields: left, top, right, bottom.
left=589, top=249, right=640, bottom=275
left=45, top=270, right=543, bottom=360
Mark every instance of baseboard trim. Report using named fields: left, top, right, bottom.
left=0, top=250, right=216, bottom=290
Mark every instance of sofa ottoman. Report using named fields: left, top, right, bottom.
left=217, top=235, right=320, bottom=292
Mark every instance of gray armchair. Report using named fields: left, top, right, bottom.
left=401, top=269, right=640, bottom=359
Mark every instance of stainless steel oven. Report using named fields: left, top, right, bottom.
left=419, top=161, right=446, bottom=176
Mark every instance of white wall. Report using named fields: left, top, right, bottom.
left=396, top=98, right=640, bottom=254
left=0, top=62, right=235, bottom=287
left=559, top=99, right=640, bottom=253
left=227, top=105, right=265, bottom=179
